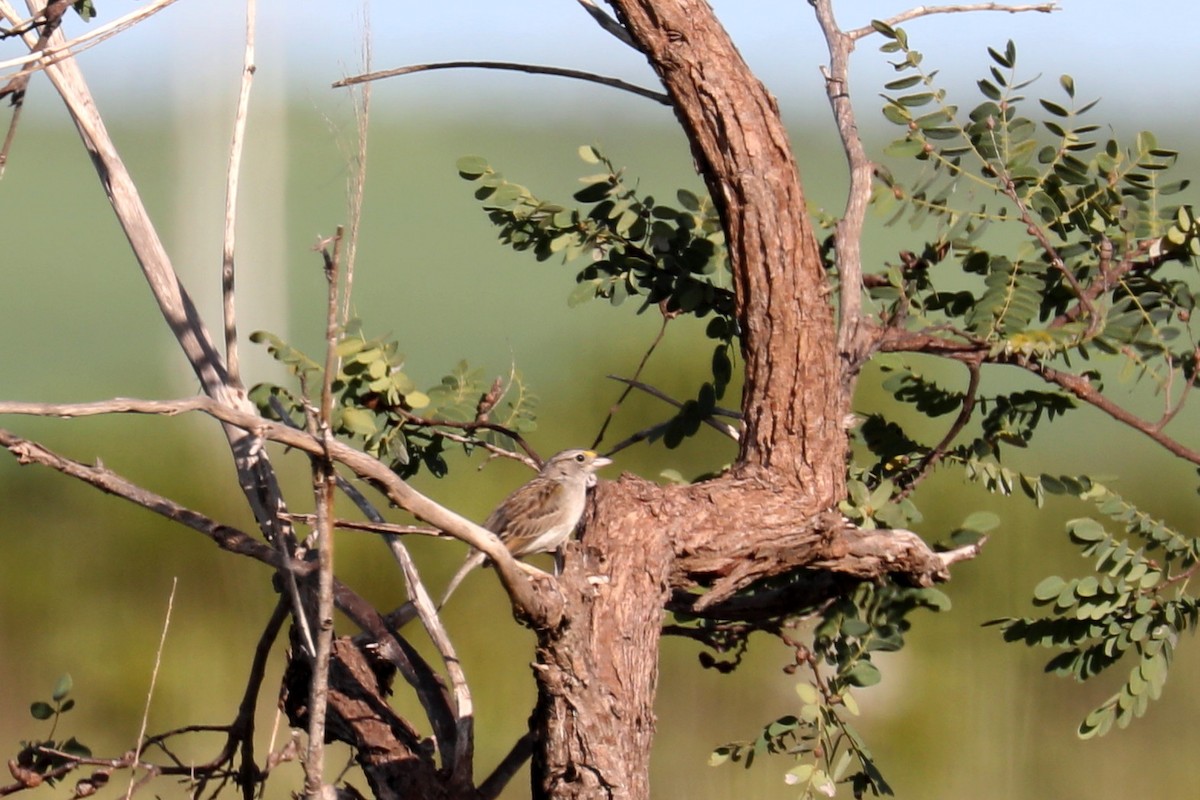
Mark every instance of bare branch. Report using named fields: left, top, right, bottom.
left=592, top=311, right=671, bottom=450
left=0, top=397, right=559, bottom=620
left=14, top=0, right=300, bottom=556
left=575, top=0, right=638, bottom=50
left=0, top=423, right=461, bottom=761
left=328, top=472, right=473, bottom=781
left=0, top=0, right=182, bottom=77
left=125, top=578, right=177, bottom=800
left=1029, top=360, right=1200, bottom=465
left=938, top=534, right=988, bottom=569
left=897, top=357, right=982, bottom=497
left=810, top=0, right=873, bottom=370
left=874, top=324, right=1200, bottom=466
left=304, top=229, right=345, bottom=797
left=341, top=6, right=372, bottom=325
left=333, top=60, right=670, bottom=106
left=286, top=513, right=440, bottom=539
left=221, top=0, right=257, bottom=386
left=606, top=375, right=742, bottom=438
left=846, top=3, right=1058, bottom=41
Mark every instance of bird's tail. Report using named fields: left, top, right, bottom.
left=437, top=549, right=488, bottom=609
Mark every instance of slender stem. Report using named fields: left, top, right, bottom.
left=592, top=313, right=671, bottom=450
left=810, top=0, right=871, bottom=368
left=333, top=60, right=670, bottom=105
left=221, top=0, right=256, bottom=386
left=844, top=2, right=1058, bottom=41
left=304, top=230, right=346, bottom=796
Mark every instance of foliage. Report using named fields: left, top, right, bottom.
left=450, top=29, right=1200, bottom=784
left=852, top=23, right=1200, bottom=751
left=869, top=24, right=1199, bottom=366
left=457, top=146, right=738, bottom=448
left=710, top=583, right=950, bottom=798
left=248, top=321, right=537, bottom=478
left=989, top=483, right=1200, bottom=738
left=15, top=675, right=93, bottom=789
left=71, top=1, right=96, bottom=23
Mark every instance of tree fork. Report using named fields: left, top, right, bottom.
left=526, top=3, right=853, bottom=796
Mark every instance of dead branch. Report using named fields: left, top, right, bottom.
left=332, top=60, right=670, bottom=105
left=0, top=397, right=559, bottom=621
left=845, top=3, right=1058, bottom=41
left=810, top=0, right=873, bottom=369
left=221, top=0, right=256, bottom=386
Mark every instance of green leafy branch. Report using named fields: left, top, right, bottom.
left=870, top=23, right=1200, bottom=380
left=249, top=321, right=538, bottom=478
left=989, top=483, right=1199, bottom=737
left=711, top=583, right=949, bottom=798
left=13, top=675, right=92, bottom=789
left=458, top=145, right=742, bottom=449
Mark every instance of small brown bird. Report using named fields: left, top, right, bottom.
left=438, top=448, right=612, bottom=607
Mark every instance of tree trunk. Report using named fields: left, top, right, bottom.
left=528, top=2, right=846, bottom=797
left=532, top=479, right=673, bottom=798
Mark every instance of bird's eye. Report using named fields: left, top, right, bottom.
left=575, top=453, right=586, bottom=463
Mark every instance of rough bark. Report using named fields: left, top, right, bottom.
left=525, top=3, right=855, bottom=796
left=608, top=0, right=846, bottom=494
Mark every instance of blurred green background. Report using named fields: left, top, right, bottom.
left=3, top=2, right=1200, bottom=798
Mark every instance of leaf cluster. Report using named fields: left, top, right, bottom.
left=18, top=675, right=92, bottom=788
left=988, top=484, right=1200, bottom=737
left=458, top=146, right=740, bottom=448
left=249, top=321, right=536, bottom=479
left=870, top=24, right=1199, bottom=373
left=711, top=583, right=948, bottom=798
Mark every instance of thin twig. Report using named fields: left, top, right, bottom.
left=575, top=0, right=638, bottom=50
left=285, top=513, right=440, bottom=538
left=845, top=3, right=1058, bottom=41
left=13, top=0, right=301, bottom=566
left=394, top=408, right=538, bottom=467
left=810, top=0, right=872, bottom=370
left=304, top=230, right=346, bottom=796
left=477, top=732, right=534, bottom=800
left=341, top=5, right=371, bottom=325
left=605, top=375, right=741, bottom=441
left=333, top=60, right=670, bottom=105
left=0, top=396, right=557, bottom=616
left=221, top=0, right=256, bottom=386
left=0, top=0, right=181, bottom=76
left=124, top=577, right=177, bottom=800
left=592, top=311, right=671, bottom=450
left=896, top=357, right=982, bottom=499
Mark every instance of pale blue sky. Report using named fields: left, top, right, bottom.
left=47, top=1, right=1200, bottom=124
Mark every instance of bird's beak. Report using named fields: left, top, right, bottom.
left=592, top=455, right=613, bottom=469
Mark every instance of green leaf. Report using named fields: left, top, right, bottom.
left=1067, top=518, right=1106, bottom=543
left=844, top=661, right=882, bottom=687
left=72, top=0, right=96, bottom=22
left=708, top=747, right=731, bottom=767
left=870, top=19, right=897, bottom=38
left=455, top=155, right=490, bottom=178
left=52, top=673, right=73, bottom=702
left=1033, top=575, right=1066, bottom=602
left=30, top=701, right=54, bottom=720
left=676, top=189, right=701, bottom=211
left=339, top=407, right=378, bottom=437
left=1039, top=99, right=1070, bottom=117
left=961, top=510, right=1000, bottom=533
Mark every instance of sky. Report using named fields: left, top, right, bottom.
left=25, top=0, right=1200, bottom=125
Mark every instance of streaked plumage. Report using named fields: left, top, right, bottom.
left=438, top=449, right=612, bottom=608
